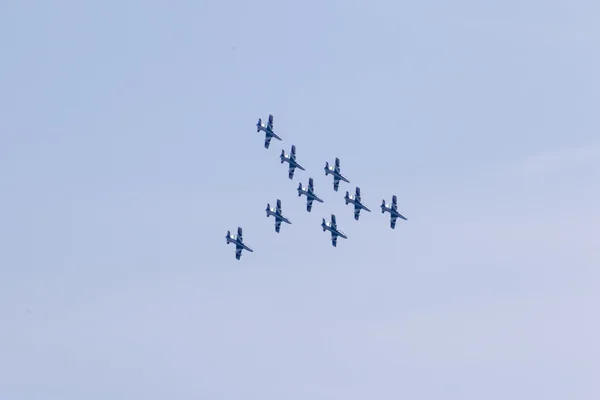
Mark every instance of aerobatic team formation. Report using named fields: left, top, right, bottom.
left=226, top=114, right=408, bottom=260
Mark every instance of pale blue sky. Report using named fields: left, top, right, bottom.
left=1, top=1, right=599, bottom=399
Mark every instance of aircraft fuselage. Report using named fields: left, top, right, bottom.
left=325, top=166, right=350, bottom=183
left=381, top=205, right=405, bottom=218
left=345, top=196, right=371, bottom=211
left=257, top=123, right=282, bottom=139
left=321, top=221, right=348, bottom=239
left=225, top=234, right=253, bottom=252
left=298, top=187, right=323, bottom=203
left=381, top=203, right=408, bottom=222
left=266, top=208, right=291, bottom=224
left=258, top=125, right=271, bottom=135
left=281, top=155, right=305, bottom=170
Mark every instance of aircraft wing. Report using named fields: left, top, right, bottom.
left=267, top=114, right=274, bottom=131
left=276, top=199, right=282, bottom=214
left=333, top=176, right=340, bottom=191
left=275, top=219, right=281, bottom=233
left=288, top=164, right=296, bottom=179
left=331, top=232, right=338, bottom=247
left=237, top=227, right=243, bottom=242
left=392, top=195, right=398, bottom=211
left=308, top=177, right=314, bottom=193
left=354, top=204, right=361, bottom=220
left=306, top=198, right=313, bottom=212
left=334, top=157, right=341, bottom=173
left=290, top=145, right=296, bottom=161
left=355, top=187, right=361, bottom=202
left=235, top=244, right=243, bottom=259
left=331, top=214, right=337, bottom=229
left=264, top=135, right=272, bottom=149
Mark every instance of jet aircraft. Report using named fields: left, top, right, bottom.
left=324, top=157, right=350, bottom=191
left=381, top=195, right=408, bottom=229
left=344, top=186, right=371, bottom=220
left=321, top=214, right=347, bottom=247
left=297, top=177, right=324, bottom=212
left=256, top=114, right=282, bottom=149
left=225, top=227, right=254, bottom=260
left=266, top=199, right=292, bottom=233
left=280, top=144, right=305, bottom=179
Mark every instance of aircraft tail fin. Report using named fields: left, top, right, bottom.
left=324, top=161, right=329, bottom=174
left=322, top=218, right=327, bottom=231
left=345, top=191, right=349, bottom=204
left=280, top=149, right=285, bottom=163
left=298, top=182, right=302, bottom=195
left=257, top=118, right=262, bottom=131
left=266, top=203, right=270, bottom=215
left=381, top=200, right=386, bottom=212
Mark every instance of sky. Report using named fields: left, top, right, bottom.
left=1, top=0, right=599, bottom=398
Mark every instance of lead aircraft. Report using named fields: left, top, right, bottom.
left=225, top=227, right=254, bottom=260
left=381, top=195, right=408, bottom=229
left=256, top=114, right=282, bottom=149
left=266, top=199, right=292, bottom=232
left=297, top=177, right=324, bottom=212
left=321, top=214, right=347, bottom=247
left=344, top=186, right=371, bottom=220
left=324, top=157, right=350, bottom=191
left=280, top=144, right=306, bottom=179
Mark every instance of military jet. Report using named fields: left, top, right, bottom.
left=321, top=214, right=347, bottom=247
left=344, top=186, right=371, bottom=220
left=280, top=144, right=305, bottom=179
left=256, top=114, right=282, bottom=149
left=225, top=227, right=254, bottom=260
left=297, top=177, right=324, bottom=212
left=266, top=199, right=292, bottom=233
left=381, top=195, right=408, bottom=229
left=324, top=157, right=350, bottom=191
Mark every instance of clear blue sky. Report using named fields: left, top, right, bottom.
left=1, top=1, right=598, bottom=399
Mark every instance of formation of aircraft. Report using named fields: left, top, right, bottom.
left=324, top=157, right=350, bottom=191
left=344, top=187, right=371, bottom=220
left=321, top=214, right=347, bottom=247
left=266, top=199, right=292, bottom=232
left=381, top=195, right=408, bottom=229
left=226, top=227, right=254, bottom=260
left=225, top=114, right=409, bottom=259
left=280, top=145, right=305, bottom=179
left=297, top=177, right=324, bottom=212
left=256, top=114, right=282, bottom=149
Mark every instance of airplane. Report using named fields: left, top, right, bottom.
left=256, top=114, right=282, bottom=149
left=324, top=157, right=350, bottom=191
left=381, top=195, right=408, bottom=229
left=266, top=199, right=292, bottom=233
left=297, top=177, right=324, bottom=212
left=280, top=144, right=305, bottom=179
left=321, top=214, right=347, bottom=247
left=225, top=227, right=254, bottom=260
left=344, top=186, right=371, bottom=220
